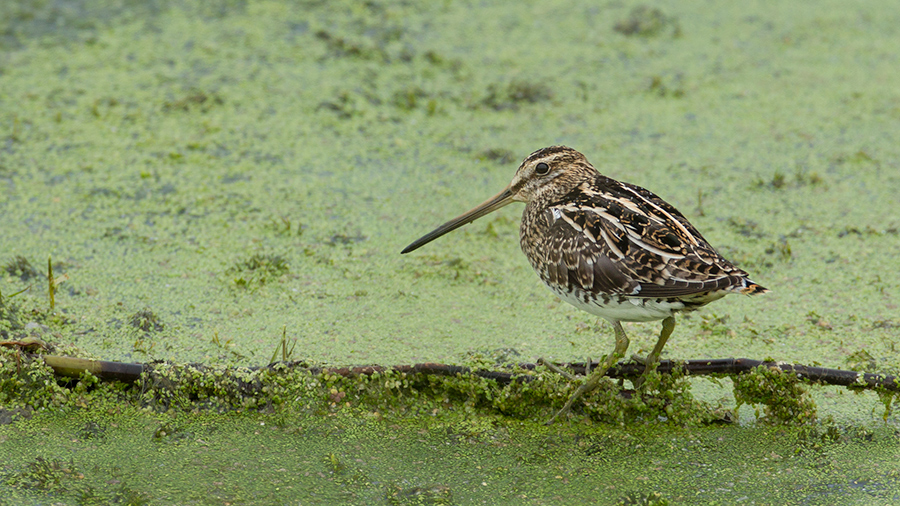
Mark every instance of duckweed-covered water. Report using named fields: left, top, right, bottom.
left=1, top=0, right=899, bottom=504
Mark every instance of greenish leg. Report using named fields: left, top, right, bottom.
left=545, top=321, right=629, bottom=425
left=633, top=316, right=676, bottom=390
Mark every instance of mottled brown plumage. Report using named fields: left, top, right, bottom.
left=516, top=147, right=766, bottom=319
left=402, top=146, right=767, bottom=423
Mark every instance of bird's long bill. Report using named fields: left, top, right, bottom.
left=401, top=187, right=515, bottom=254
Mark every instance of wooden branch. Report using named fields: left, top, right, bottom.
left=17, top=351, right=898, bottom=393
left=41, top=355, right=146, bottom=383
left=297, top=358, right=900, bottom=391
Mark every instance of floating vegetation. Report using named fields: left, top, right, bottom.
left=129, top=308, right=165, bottom=333
left=476, top=148, right=516, bottom=164
left=480, top=80, right=554, bottom=111
left=4, top=457, right=82, bottom=491
left=754, top=166, right=825, bottom=189
left=764, top=238, right=792, bottom=261
left=315, top=29, right=388, bottom=62
left=327, top=234, right=367, bottom=246
left=846, top=349, right=877, bottom=373
left=647, top=74, right=685, bottom=98
left=152, top=422, right=194, bottom=444
left=733, top=364, right=817, bottom=425
left=227, top=253, right=290, bottom=288
left=614, top=6, right=681, bottom=38
left=392, top=86, right=435, bottom=113
left=727, top=217, right=766, bottom=239
left=617, top=491, right=669, bottom=506
left=162, top=89, right=223, bottom=113
left=385, top=483, right=453, bottom=505
left=317, top=90, right=365, bottom=119
left=266, top=215, right=304, bottom=236
left=4, top=255, right=40, bottom=282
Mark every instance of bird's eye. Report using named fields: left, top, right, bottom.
left=535, top=162, right=550, bottom=175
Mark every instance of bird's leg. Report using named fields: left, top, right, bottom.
left=633, top=316, right=676, bottom=390
left=546, top=321, right=629, bottom=425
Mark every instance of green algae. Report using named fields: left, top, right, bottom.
left=3, top=404, right=900, bottom=505
left=732, top=364, right=818, bottom=425
left=1, top=0, right=900, bottom=503
left=0, top=340, right=821, bottom=438
left=0, top=0, right=898, bottom=380
left=2, top=342, right=900, bottom=503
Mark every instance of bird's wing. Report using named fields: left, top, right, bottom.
left=538, top=179, right=754, bottom=298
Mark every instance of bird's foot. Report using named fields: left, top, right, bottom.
left=537, top=357, right=577, bottom=381
left=630, top=353, right=648, bottom=365
left=545, top=356, right=618, bottom=425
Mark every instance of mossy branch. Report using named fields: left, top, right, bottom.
left=14, top=353, right=900, bottom=393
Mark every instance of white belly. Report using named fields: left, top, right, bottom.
left=550, top=286, right=685, bottom=323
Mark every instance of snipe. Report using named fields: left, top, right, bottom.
left=402, top=146, right=767, bottom=423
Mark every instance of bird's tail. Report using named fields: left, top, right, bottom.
left=738, top=279, right=769, bottom=295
